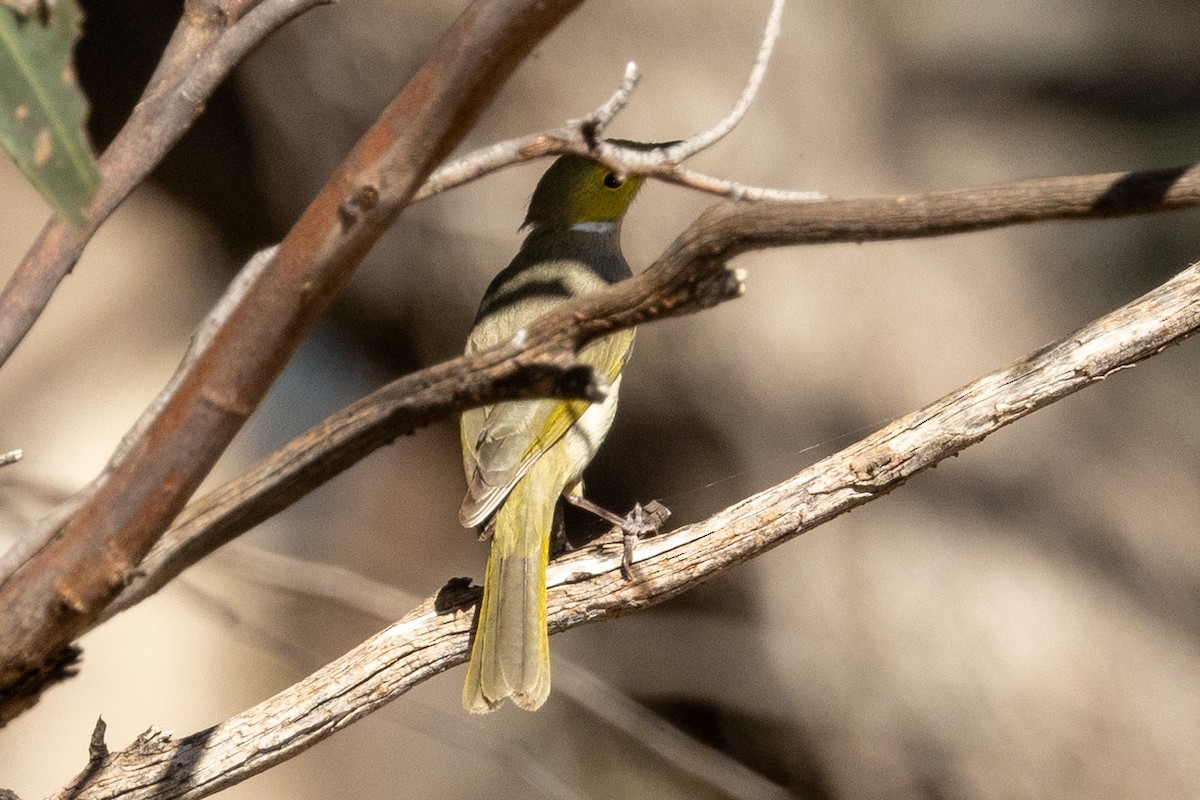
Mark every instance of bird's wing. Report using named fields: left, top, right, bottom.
left=459, top=327, right=633, bottom=527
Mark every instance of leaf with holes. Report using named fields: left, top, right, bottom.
left=0, top=0, right=98, bottom=227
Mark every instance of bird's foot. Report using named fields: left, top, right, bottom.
left=562, top=494, right=670, bottom=579
left=615, top=500, right=670, bottom=579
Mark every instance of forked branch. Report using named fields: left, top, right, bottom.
left=413, top=0, right=824, bottom=203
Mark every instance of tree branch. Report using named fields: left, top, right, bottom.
left=99, top=294, right=619, bottom=622
left=0, top=0, right=332, bottom=370
left=0, top=0, right=587, bottom=723
left=45, top=254, right=1200, bottom=800
left=411, top=0, right=826, bottom=204
left=201, top=544, right=800, bottom=800
left=0, top=0, right=798, bottom=721
left=98, top=161, right=1200, bottom=626
left=0, top=246, right=279, bottom=587
left=657, top=0, right=785, bottom=161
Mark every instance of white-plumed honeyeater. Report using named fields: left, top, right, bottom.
left=459, top=150, right=646, bottom=713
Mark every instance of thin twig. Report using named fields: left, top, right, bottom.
left=45, top=255, right=1200, bottom=800
left=410, top=62, right=642, bottom=201
left=213, top=545, right=424, bottom=622
left=552, top=660, right=796, bottom=800
left=655, top=167, right=825, bottom=202
left=0, top=451, right=20, bottom=468
left=656, top=0, right=786, bottom=161
left=582, top=60, right=640, bottom=141
left=411, top=0, right=824, bottom=205
left=100, top=162, right=1200, bottom=624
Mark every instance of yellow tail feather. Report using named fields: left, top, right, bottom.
left=463, top=469, right=556, bottom=713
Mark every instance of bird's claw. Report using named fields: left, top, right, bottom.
left=618, top=500, right=670, bottom=580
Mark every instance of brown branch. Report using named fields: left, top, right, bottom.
left=697, top=163, right=1200, bottom=246
left=0, top=0, right=587, bottom=723
left=0, top=0, right=332, bottom=370
left=27, top=162, right=1200, bottom=618
left=45, top=254, right=1200, bottom=800
left=97, top=161, right=1200, bottom=626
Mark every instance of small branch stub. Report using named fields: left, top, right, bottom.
left=88, top=716, right=108, bottom=763
left=337, top=184, right=381, bottom=228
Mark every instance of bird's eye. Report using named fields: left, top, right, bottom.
left=603, top=172, right=624, bottom=189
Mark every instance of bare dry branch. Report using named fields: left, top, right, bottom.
left=45, top=254, right=1200, bottom=800
left=0, top=0, right=588, bottom=724
left=99, top=161, right=1200, bottom=625
left=0, top=0, right=332, bottom=370
left=411, top=62, right=642, bottom=200
left=653, top=167, right=826, bottom=202
left=581, top=61, right=641, bottom=140
left=412, top=0, right=825, bottom=204
left=208, top=544, right=798, bottom=800
left=655, top=0, right=786, bottom=161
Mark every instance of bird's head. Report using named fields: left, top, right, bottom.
left=522, top=144, right=655, bottom=231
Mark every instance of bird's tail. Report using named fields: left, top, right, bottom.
left=463, top=469, right=555, bottom=713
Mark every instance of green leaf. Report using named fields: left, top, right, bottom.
left=0, top=1, right=99, bottom=228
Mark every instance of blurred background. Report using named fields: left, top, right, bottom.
left=2, top=0, right=1200, bottom=797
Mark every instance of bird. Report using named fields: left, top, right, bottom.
left=458, top=148, right=646, bottom=713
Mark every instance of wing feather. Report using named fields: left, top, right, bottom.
left=460, top=328, right=633, bottom=527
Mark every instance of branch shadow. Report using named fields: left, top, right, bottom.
left=1091, top=165, right=1193, bottom=216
